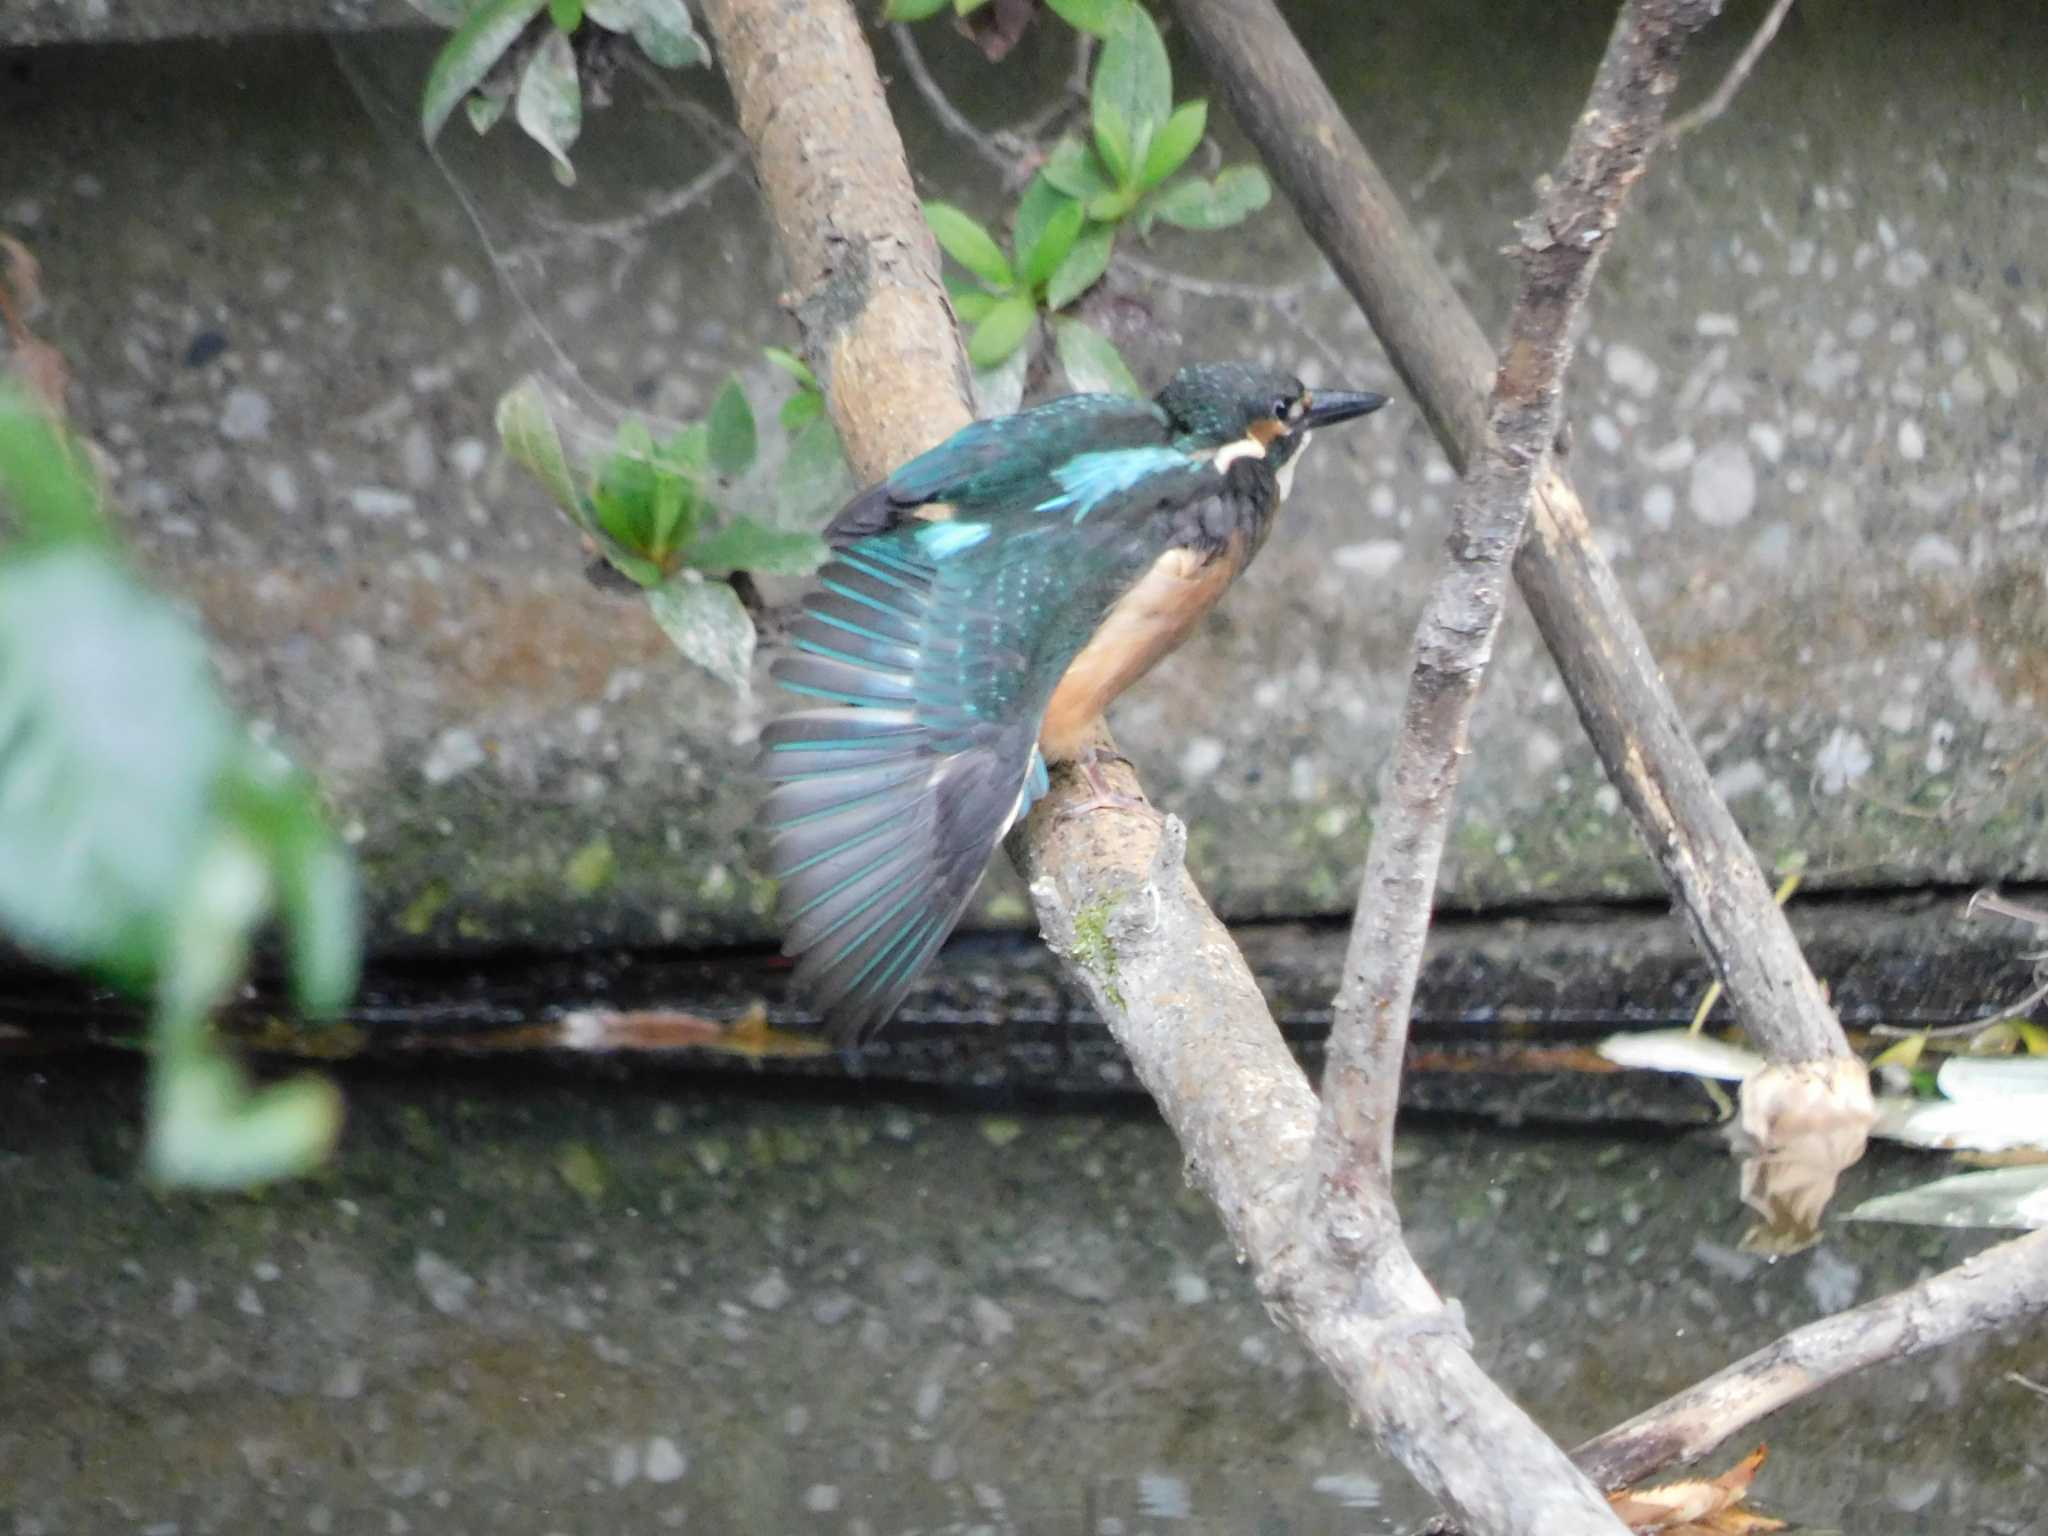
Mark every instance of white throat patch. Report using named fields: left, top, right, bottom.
left=1276, top=430, right=1312, bottom=502
left=1212, top=435, right=1266, bottom=472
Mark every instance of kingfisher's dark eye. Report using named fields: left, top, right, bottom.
left=1272, top=396, right=1292, bottom=421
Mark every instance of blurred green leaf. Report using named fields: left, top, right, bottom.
left=1092, top=99, right=1132, bottom=189
left=684, top=517, right=828, bottom=578
left=967, top=292, right=1037, bottom=369
left=951, top=290, right=999, bottom=325
left=495, top=376, right=581, bottom=512
left=778, top=416, right=854, bottom=522
left=0, top=384, right=105, bottom=548
left=924, top=202, right=1016, bottom=290
left=1018, top=185, right=1086, bottom=291
left=884, top=0, right=949, bottom=16
left=1053, top=316, right=1142, bottom=398
left=1043, top=133, right=1116, bottom=203
left=706, top=374, right=758, bottom=477
left=1092, top=5, right=1171, bottom=170
left=420, top=0, right=548, bottom=147
left=780, top=389, right=825, bottom=432
left=1044, top=0, right=1127, bottom=35
left=515, top=28, right=583, bottom=184
left=762, top=346, right=818, bottom=390
left=549, top=0, right=583, bottom=29
left=971, top=336, right=1030, bottom=417
left=223, top=747, right=361, bottom=1016
left=1146, top=164, right=1272, bottom=231
left=954, top=0, right=991, bottom=11
left=585, top=0, right=704, bottom=65
left=646, top=573, right=755, bottom=692
left=1142, top=98, right=1206, bottom=187
left=1044, top=220, right=1114, bottom=310
left=0, top=548, right=231, bottom=987
left=146, top=1048, right=343, bottom=1191
left=466, top=87, right=511, bottom=134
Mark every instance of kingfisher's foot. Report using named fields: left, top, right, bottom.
left=1056, top=752, right=1162, bottom=822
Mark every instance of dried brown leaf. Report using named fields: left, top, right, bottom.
left=1733, top=1058, right=1874, bottom=1251
left=1609, top=1446, right=1782, bottom=1534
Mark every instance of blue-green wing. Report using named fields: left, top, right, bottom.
left=823, top=393, right=1170, bottom=545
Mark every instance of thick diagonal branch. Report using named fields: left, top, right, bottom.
left=1174, top=0, right=1851, bottom=1072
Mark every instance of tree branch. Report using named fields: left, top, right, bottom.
left=1303, top=0, right=1721, bottom=1254
left=1573, top=1230, right=2048, bottom=1490
left=1171, top=0, right=1856, bottom=1081
left=697, top=0, right=974, bottom=482
left=1662, top=0, right=1797, bottom=143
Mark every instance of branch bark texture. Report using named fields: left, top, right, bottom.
left=697, top=0, right=973, bottom=480
left=1573, top=1229, right=2048, bottom=1490
left=1303, top=0, right=1722, bottom=1268
left=1173, top=0, right=1852, bottom=1072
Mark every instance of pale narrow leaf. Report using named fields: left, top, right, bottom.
left=420, top=0, right=548, bottom=146
left=1597, top=1028, right=1765, bottom=1081
left=1848, top=1165, right=2048, bottom=1230
left=515, top=29, right=583, bottom=184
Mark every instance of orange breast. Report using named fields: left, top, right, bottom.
left=1038, top=538, right=1244, bottom=763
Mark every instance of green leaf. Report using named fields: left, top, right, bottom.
left=1019, top=188, right=1086, bottom=291
left=628, top=0, right=705, bottom=69
left=684, top=517, right=828, bottom=577
left=950, top=289, right=999, bottom=325
left=1146, top=164, right=1272, bottom=231
left=0, top=548, right=235, bottom=987
left=971, top=338, right=1030, bottom=417
left=778, top=416, right=854, bottom=522
left=515, top=28, right=583, bottom=184
left=1053, top=317, right=1142, bottom=398
left=706, top=373, right=758, bottom=477
left=1044, top=220, right=1115, bottom=310
left=466, top=88, right=511, bottom=134
left=222, top=747, right=361, bottom=1017
left=1091, top=4, right=1171, bottom=167
left=884, top=0, right=950, bottom=17
left=146, top=1049, right=344, bottom=1191
left=420, top=0, right=548, bottom=147
left=780, top=389, right=824, bottom=432
left=954, top=0, right=991, bottom=11
left=495, top=376, right=582, bottom=513
left=967, top=292, right=1037, bottom=369
left=1092, top=99, right=1132, bottom=188
left=549, top=0, right=583, bottom=29
left=1142, top=98, right=1206, bottom=187
left=1044, top=0, right=1127, bottom=36
left=1043, top=133, right=1116, bottom=203
left=646, top=574, right=756, bottom=693
left=762, top=346, right=818, bottom=390
left=0, top=384, right=105, bottom=548
left=924, top=202, right=1015, bottom=289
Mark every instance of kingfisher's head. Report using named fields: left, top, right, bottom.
left=1156, top=362, right=1388, bottom=472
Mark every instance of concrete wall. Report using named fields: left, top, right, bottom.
left=4, top=1, right=2044, bottom=962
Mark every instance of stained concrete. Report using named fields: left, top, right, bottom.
left=1, top=4, right=2043, bottom=959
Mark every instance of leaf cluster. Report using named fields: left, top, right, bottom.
left=496, top=362, right=840, bottom=691
left=416, top=0, right=706, bottom=181
left=916, top=1, right=1270, bottom=386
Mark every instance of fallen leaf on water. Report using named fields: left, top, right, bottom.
left=1608, top=1445, right=1785, bottom=1534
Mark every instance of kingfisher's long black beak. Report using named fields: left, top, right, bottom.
left=1302, top=389, right=1389, bottom=429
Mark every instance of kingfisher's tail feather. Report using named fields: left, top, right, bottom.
left=758, top=542, right=1046, bottom=1042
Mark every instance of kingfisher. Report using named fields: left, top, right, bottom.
left=756, top=362, right=1389, bottom=1040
